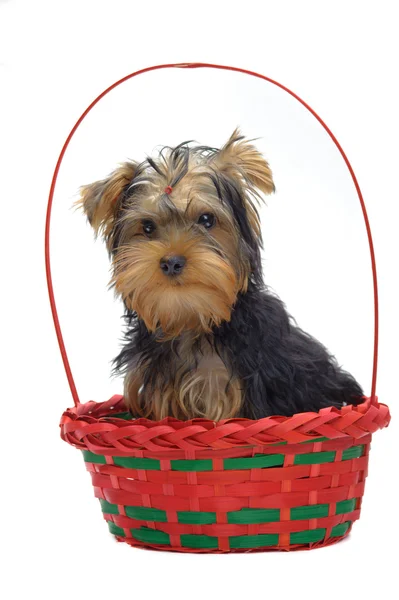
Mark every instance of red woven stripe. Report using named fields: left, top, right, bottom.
left=278, top=452, right=295, bottom=547
left=86, top=455, right=369, bottom=484
left=96, top=481, right=365, bottom=511
left=104, top=456, right=131, bottom=538
left=212, top=457, right=229, bottom=550
left=308, top=442, right=323, bottom=530
left=324, top=448, right=343, bottom=540
left=160, top=458, right=181, bottom=547
left=354, top=441, right=370, bottom=517
left=91, top=470, right=363, bottom=499
left=133, top=450, right=153, bottom=529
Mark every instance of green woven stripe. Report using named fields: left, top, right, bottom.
left=100, top=499, right=119, bottom=515
left=230, top=533, right=279, bottom=548
left=330, top=522, right=351, bottom=537
left=291, top=499, right=356, bottom=521
left=294, top=451, right=336, bottom=465
left=290, top=521, right=350, bottom=544
left=84, top=445, right=364, bottom=471
left=100, top=502, right=168, bottom=523
left=171, top=459, right=213, bottom=471
left=101, top=498, right=357, bottom=524
left=224, top=454, right=285, bottom=469
left=228, top=508, right=280, bottom=524
left=118, top=522, right=351, bottom=548
left=131, top=527, right=170, bottom=545
left=293, top=445, right=364, bottom=465
left=83, top=450, right=106, bottom=464
left=181, top=534, right=218, bottom=549
left=291, top=504, right=329, bottom=520
left=113, top=456, right=160, bottom=469
left=178, top=511, right=216, bottom=524
left=342, top=445, right=365, bottom=460
left=125, top=506, right=167, bottom=522
left=336, top=499, right=357, bottom=515
left=108, top=522, right=126, bottom=537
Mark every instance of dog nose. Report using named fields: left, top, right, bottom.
left=160, top=255, right=187, bottom=276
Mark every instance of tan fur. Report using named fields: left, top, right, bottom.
left=76, top=161, right=136, bottom=244
left=177, top=355, right=243, bottom=420
left=111, top=232, right=238, bottom=338
left=124, top=336, right=244, bottom=420
left=216, top=128, right=275, bottom=195
left=214, top=128, right=275, bottom=237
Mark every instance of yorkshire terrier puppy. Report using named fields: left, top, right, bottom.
left=78, top=129, right=363, bottom=421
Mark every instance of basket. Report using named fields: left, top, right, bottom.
left=47, top=63, right=390, bottom=553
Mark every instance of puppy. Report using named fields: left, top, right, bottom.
left=78, top=129, right=363, bottom=420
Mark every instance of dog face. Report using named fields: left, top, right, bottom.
left=78, top=129, right=274, bottom=338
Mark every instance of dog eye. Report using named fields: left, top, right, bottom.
left=197, top=213, right=215, bottom=229
left=142, top=219, right=156, bottom=236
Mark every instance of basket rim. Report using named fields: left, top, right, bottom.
left=60, top=394, right=390, bottom=453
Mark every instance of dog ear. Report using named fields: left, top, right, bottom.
left=77, top=161, right=137, bottom=239
left=215, top=128, right=275, bottom=195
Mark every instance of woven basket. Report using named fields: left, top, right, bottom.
left=47, top=63, right=390, bottom=553
left=60, top=395, right=389, bottom=552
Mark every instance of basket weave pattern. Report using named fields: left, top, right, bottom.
left=61, top=395, right=389, bottom=552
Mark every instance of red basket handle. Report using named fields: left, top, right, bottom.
left=45, top=62, right=379, bottom=408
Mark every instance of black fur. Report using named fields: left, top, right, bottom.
left=208, top=171, right=264, bottom=288
left=213, top=282, right=363, bottom=418
left=114, top=311, right=203, bottom=397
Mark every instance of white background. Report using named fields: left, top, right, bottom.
left=1, top=1, right=397, bottom=598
